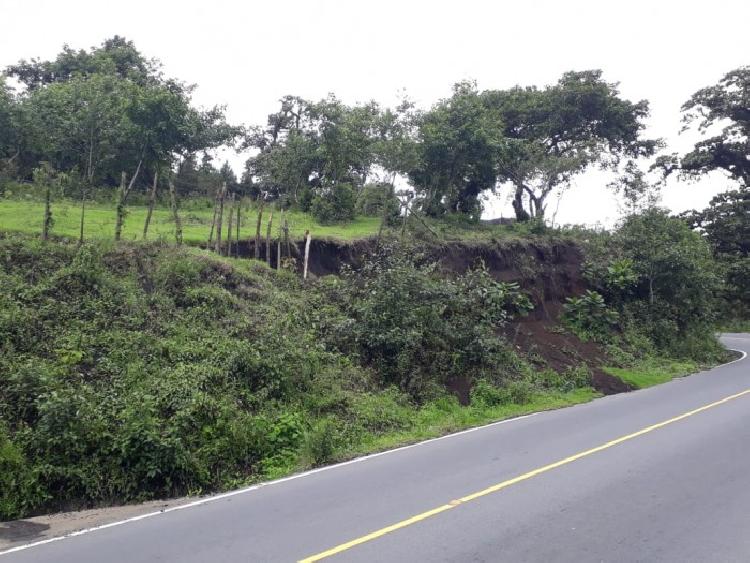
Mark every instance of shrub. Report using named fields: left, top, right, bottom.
left=310, top=183, right=356, bottom=223
left=327, top=242, right=532, bottom=400
left=563, top=290, right=619, bottom=340
left=355, top=184, right=400, bottom=222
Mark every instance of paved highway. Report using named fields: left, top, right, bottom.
left=3, top=334, right=749, bottom=562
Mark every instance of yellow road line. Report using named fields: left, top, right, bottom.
left=299, top=388, right=750, bottom=562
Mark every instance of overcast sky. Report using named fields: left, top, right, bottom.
left=2, top=0, right=748, bottom=225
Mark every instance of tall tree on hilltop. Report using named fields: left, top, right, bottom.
left=484, top=70, right=658, bottom=221
left=656, top=66, right=750, bottom=188
left=409, top=81, right=504, bottom=219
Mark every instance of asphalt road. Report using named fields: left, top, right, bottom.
left=3, top=334, right=749, bottom=563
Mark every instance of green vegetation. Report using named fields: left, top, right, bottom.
left=0, top=37, right=746, bottom=524
left=0, top=235, right=595, bottom=519
left=0, top=197, right=381, bottom=242
left=604, top=359, right=698, bottom=389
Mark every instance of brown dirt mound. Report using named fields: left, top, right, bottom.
left=509, top=320, right=632, bottom=395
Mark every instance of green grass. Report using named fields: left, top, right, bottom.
left=0, top=196, right=571, bottom=245
left=347, top=389, right=597, bottom=457
left=0, top=198, right=382, bottom=242
left=718, top=320, right=750, bottom=333
left=260, top=388, right=598, bottom=480
left=603, top=358, right=698, bottom=389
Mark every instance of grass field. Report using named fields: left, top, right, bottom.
left=0, top=196, right=555, bottom=244
left=0, top=198, right=383, bottom=242
left=604, top=358, right=698, bottom=389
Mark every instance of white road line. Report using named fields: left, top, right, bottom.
left=1, top=412, right=542, bottom=556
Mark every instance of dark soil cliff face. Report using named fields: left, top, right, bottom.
left=232, top=236, right=629, bottom=395
left=234, top=237, right=584, bottom=318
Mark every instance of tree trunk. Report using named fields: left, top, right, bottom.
left=277, top=237, right=281, bottom=270
left=512, top=185, right=531, bottom=221
left=226, top=193, right=235, bottom=257
left=114, top=160, right=143, bottom=242
left=303, top=230, right=312, bottom=280
left=400, top=199, right=410, bottom=240
left=168, top=179, right=183, bottom=245
left=142, top=169, right=159, bottom=239
left=214, top=182, right=226, bottom=254
left=649, top=275, right=655, bottom=305
left=266, top=211, right=273, bottom=267
left=42, top=182, right=52, bottom=241
left=376, top=184, right=393, bottom=249
left=254, top=199, right=265, bottom=260
left=284, top=216, right=291, bottom=259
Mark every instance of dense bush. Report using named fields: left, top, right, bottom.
left=310, top=183, right=356, bottom=223
left=562, top=290, right=619, bottom=340
left=581, top=209, right=723, bottom=361
left=0, top=236, right=366, bottom=517
left=355, top=183, right=400, bottom=222
left=321, top=242, right=533, bottom=400
left=0, top=235, right=586, bottom=519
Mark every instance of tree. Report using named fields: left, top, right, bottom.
left=245, top=94, right=382, bottom=214
left=658, top=66, right=750, bottom=187
left=6, top=36, right=155, bottom=91
left=682, top=187, right=750, bottom=317
left=17, top=73, right=127, bottom=184
left=616, top=209, right=718, bottom=338
left=607, top=160, right=660, bottom=215
left=410, top=81, right=504, bottom=219
left=484, top=70, right=658, bottom=220
left=8, top=37, right=241, bottom=189
left=0, top=79, right=19, bottom=170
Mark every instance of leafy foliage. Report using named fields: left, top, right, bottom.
left=0, top=235, right=589, bottom=519
left=657, top=66, right=750, bottom=188
left=581, top=209, right=721, bottom=359
left=683, top=186, right=750, bottom=319
left=563, top=290, right=619, bottom=340
left=310, top=183, right=356, bottom=224
left=323, top=242, right=532, bottom=400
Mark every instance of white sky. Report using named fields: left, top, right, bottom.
left=2, top=0, right=748, bottom=226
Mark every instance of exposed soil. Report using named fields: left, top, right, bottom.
left=509, top=320, right=633, bottom=395
left=229, top=236, right=630, bottom=396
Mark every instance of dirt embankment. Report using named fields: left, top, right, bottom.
left=231, top=236, right=630, bottom=396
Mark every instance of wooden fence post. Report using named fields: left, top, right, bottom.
left=303, top=230, right=312, bottom=280
left=142, top=169, right=159, bottom=239
left=208, top=190, right=220, bottom=243
left=42, top=180, right=52, bottom=241
left=266, top=211, right=274, bottom=267
left=214, top=182, right=226, bottom=254
left=235, top=199, right=241, bottom=257
left=254, top=199, right=265, bottom=260
left=284, top=216, right=291, bottom=258
left=226, top=192, right=235, bottom=257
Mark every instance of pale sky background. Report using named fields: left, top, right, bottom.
left=2, top=0, right=748, bottom=226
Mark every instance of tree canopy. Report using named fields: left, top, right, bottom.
left=5, top=37, right=241, bottom=189
left=408, top=71, right=657, bottom=220
left=658, top=66, right=750, bottom=188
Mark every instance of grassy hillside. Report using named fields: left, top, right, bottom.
left=0, top=195, right=553, bottom=245
left=0, top=198, right=383, bottom=242
left=0, top=234, right=598, bottom=519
